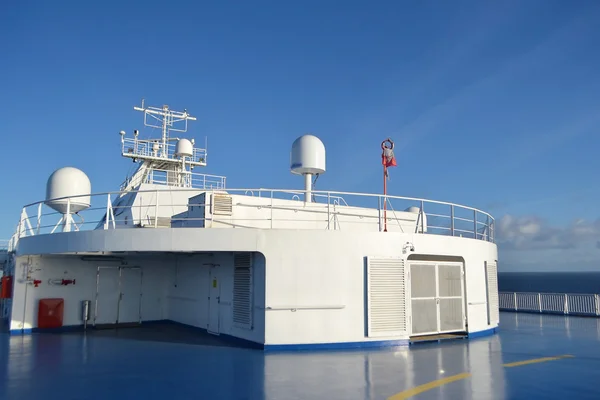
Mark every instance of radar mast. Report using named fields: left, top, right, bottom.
left=119, top=99, right=210, bottom=189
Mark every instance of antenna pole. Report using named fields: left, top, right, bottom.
left=383, top=165, right=387, bottom=232
left=161, top=105, right=169, bottom=158
left=304, top=173, right=313, bottom=203
left=380, top=138, right=397, bottom=233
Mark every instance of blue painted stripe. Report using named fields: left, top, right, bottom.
left=500, top=309, right=599, bottom=318
left=468, top=326, right=498, bottom=339
left=8, top=319, right=499, bottom=351
left=263, top=339, right=410, bottom=352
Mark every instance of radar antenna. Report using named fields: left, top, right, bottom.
left=118, top=99, right=213, bottom=190
left=133, top=99, right=197, bottom=158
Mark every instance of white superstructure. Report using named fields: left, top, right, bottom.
left=1, top=101, right=499, bottom=350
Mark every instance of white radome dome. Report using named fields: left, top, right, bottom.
left=175, top=138, right=194, bottom=157
left=290, top=134, right=326, bottom=175
left=45, top=167, right=92, bottom=213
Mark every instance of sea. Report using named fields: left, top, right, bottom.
left=499, top=272, right=600, bottom=294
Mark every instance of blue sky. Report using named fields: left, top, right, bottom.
left=1, top=0, right=599, bottom=271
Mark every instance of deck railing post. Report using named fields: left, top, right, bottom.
left=420, top=200, right=425, bottom=233
left=596, top=295, right=600, bottom=316
left=327, top=192, right=331, bottom=230
left=473, top=210, right=477, bottom=239
left=105, top=195, right=110, bottom=230
left=564, top=294, right=569, bottom=314
left=514, top=292, right=518, bottom=311
left=538, top=293, right=542, bottom=313
left=36, top=203, right=42, bottom=235
left=270, top=190, right=274, bottom=229
left=450, top=205, right=454, bottom=236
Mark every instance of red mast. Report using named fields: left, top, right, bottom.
left=381, top=138, right=397, bottom=232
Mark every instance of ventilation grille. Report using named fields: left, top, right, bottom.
left=367, top=257, right=407, bottom=337
left=233, top=266, right=252, bottom=329
left=234, top=252, right=253, bottom=267
left=149, top=216, right=172, bottom=228
left=212, top=193, right=233, bottom=215
left=486, top=261, right=500, bottom=324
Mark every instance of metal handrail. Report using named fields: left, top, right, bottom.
left=13, top=188, right=496, bottom=244
left=499, top=291, right=600, bottom=316
left=120, top=168, right=226, bottom=191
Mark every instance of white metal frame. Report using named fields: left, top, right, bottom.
left=408, top=260, right=466, bottom=336
left=94, top=266, right=143, bottom=326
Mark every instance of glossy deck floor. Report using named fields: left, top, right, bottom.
left=1, top=312, right=599, bottom=400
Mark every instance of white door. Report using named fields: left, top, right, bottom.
left=118, top=267, right=142, bottom=324
left=410, top=262, right=465, bottom=336
left=207, top=266, right=220, bottom=335
left=95, top=267, right=120, bottom=325
left=437, top=263, right=465, bottom=333
left=410, top=263, right=438, bottom=335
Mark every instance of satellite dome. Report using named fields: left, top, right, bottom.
left=45, top=167, right=92, bottom=214
left=175, top=138, right=194, bottom=157
left=290, top=134, right=326, bottom=175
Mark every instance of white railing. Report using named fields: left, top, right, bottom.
left=120, top=168, right=226, bottom=191
left=13, top=188, right=495, bottom=242
left=500, top=292, right=600, bottom=316
left=121, top=137, right=207, bottom=165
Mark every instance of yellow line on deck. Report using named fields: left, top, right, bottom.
left=387, top=372, right=472, bottom=400
left=502, top=354, right=574, bottom=368
left=387, top=354, right=574, bottom=400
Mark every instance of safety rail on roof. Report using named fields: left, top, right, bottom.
left=14, top=188, right=495, bottom=243
left=119, top=168, right=227, bottom=191
left=122, top=137, right=207, bottom=166
left=500, top=291, right=600, bottom=317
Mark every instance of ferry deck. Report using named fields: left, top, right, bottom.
left=1, top=311, right=596, bottom=399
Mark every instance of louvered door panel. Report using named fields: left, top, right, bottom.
left=486, top=261, right=499, bottom=325
left=367, top=257, right=408, bottom=337
left=233, top=252, right=253, bottom=329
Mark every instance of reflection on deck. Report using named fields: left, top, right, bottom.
left=1, top=313, right=599, bottom=399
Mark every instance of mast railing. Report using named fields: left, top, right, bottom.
left=121, top=137, right=207, bottom=165
left=120, top=168, right=226, bottom=190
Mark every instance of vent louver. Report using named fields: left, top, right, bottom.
left=212, top=193, right=233, bottom=215
left=233, top=252, right=253, bottom=329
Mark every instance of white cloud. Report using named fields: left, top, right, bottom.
left=497, top=214, right=600, bottom=251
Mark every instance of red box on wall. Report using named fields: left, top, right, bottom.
left=1, top=276, right=12, bottom=299
left=38, top=298, right=64, bottom=329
